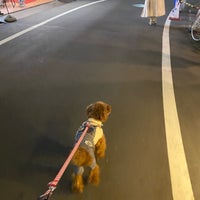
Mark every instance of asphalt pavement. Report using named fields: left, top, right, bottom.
left=0, top=0, right=200, bottom=200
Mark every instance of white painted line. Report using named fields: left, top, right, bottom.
left=132, top=3, right=144, bottom=8
left=0, top=0, right=107, bottom=46
left=162, top=18, right=195, bottom=199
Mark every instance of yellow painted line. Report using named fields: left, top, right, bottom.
left=162, top=18, right=195, bottom=199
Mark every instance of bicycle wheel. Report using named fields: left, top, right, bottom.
left=191, top=15, right=200, bottom=41
left=191, top=26, right=200, bottom=41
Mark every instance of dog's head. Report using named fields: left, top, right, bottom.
left=86, top=101, right=111, bottom=123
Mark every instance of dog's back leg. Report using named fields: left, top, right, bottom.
left=88, top=164, right=100, bottom=186
left=72, top=166, right=84, bottom=193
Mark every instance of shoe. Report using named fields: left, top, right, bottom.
left=149, top=17, right=157, bottom=25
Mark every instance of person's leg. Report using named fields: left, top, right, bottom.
left=149, top=16, right=157, bottom=25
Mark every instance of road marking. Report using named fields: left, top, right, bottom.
left=0, top=0, right=107, bottom=46
left=162, top=18, right=195, bottom=199
left=132, top=3, right=144, bottom=8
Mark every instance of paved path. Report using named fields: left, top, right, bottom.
left=0, top=0, right=200, bottom=199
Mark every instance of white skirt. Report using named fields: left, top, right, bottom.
left=141, top=0, right=165, bottom=18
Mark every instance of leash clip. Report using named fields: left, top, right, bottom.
left=38, top=184, right=56, bottom=200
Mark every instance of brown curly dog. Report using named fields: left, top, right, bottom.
left=71, top=101, right=111, bottom=193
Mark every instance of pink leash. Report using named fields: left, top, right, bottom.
left=38, top=123, right=90, bottom=200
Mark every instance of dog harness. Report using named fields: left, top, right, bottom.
left=75, top=119, right=103, bottom=149
left=74, top=119, right=103, bottom=174
left=75, top=122, right=96, bottom=149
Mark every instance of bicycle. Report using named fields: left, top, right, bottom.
left=191, top=9, right=200, bottom=41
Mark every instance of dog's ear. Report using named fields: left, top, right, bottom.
left=104, top=103, right=111, bottom=117
left=86, top=103, right=95, bottom=119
